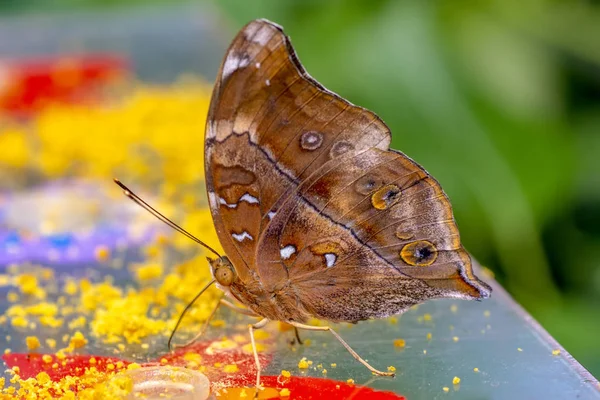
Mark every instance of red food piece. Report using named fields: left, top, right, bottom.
left=0, top=54, right=129, bottom=114
left=3, top=343, right=405, bottom=399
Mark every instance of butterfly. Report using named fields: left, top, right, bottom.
left=117, top=18, right=491, bottom=391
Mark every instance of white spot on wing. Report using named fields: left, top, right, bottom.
left=325, top=253, right=337, bottom=268
left=265, top=79, right=271, bottom=86
left=280, top=245, right=296, bottom=260
left=252, top=27, right=272, bottom=46
left=232, top=231, right=253, bottom=242
left=255, top=62, right=261, bottom=69
left=267, top=211, right=276, bottom=220
left=222, top=52, right=249, bottom=79
left=239, top=193, right=259, bottom=205
left=218, top=193, right=259, bottom=208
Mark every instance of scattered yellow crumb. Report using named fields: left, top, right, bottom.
left=127, top=363, right=141, bottom=370
left=426, top=332, right=432, bottom=340
left=3, top=349, right=10, bottom=355
left=347, top=378, right=355, bottom=384
left=25, top=336, right=41, bottom=351
left=322, top=369, right=327, bottom=374
left=330, top=363, right=337, bottom=368
left=423, top=350, right=427, bottom=354
left=160, top=358, right=168, bottom=365
left=394, top=338, right=406, bottom=348
left=450, top=304, right=458, bottom=313
left=279, top=388, right=291, bottom=397
left=7, top=292, right=19, bottom=303
left=94, top=245, right=111, bottom=261
left=453, top=336, right=459, bottom=342
left=69, top=331, right=88, bottom=349
left=387, top=366, right=396, bottom=372
left=281, top=370, right=291, bottom=378
left=42, top=354, right=53, bottom=364
left=552, top=349, right=561, bottom=356
left=298, top=357, right=310, bottom=369
left=223, top=364, right=239, bottom=373
left=134, top=263, right=163, bottom=281
left=453, top=376, right=461, bottom=385
left=423, top=313, right=432, bottom=322
left=518, top=348, right=523, bottom=352
left=443, top=387, right=449, bottom=392
left=474, top=367, right=479, bottom=373
left=483, top=310, right=491, bottom=317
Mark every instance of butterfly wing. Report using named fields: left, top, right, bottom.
left=205, top=19, right=391, bottom=283
left=256, top=148, right=492, bottom=322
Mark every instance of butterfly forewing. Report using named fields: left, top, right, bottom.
left=205, top=19, right=491, bottom=323
left=206, top=20, right=391, bottom=282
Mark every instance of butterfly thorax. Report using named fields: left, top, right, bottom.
left=210, top=256, right=309, bottom=322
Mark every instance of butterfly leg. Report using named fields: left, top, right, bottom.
left=289, top=321, right=395, bottom=377
left=173, top=298, right=260, bottom=349
left=249, top=318, right=269, bottom=396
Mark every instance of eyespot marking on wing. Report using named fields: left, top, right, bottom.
left=355, top=175, right=385, bottom=196
left=330, top=140, right=355, bottom=158
left=371, top=184, right=401, bottom=210
left=300, top=131, right=323, bottom=151
left=400, top=240, right=438, bottom=266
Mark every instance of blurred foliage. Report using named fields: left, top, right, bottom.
left=210, top=0, right=600, bottom=376
left=1, top=0, right=599, bottom=377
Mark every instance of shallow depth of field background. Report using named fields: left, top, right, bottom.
left=2, top=0, right=599, bottom=377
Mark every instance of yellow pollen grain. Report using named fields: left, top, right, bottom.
left=42, top=354, right=53, bottom=364
left=94, top=245, right=111, bottom=261
left=347, top=378, right=355, bottom=384
left=474, top=367, right=480, bottom=373
left=518, top=348, right=523, bottom=352
left=483, top=310, right=491, bottom=317
left=223, top=364, right=239, bottom=373
left=453, top=376, right=461, bottom=385
left=394, top=338, right=406, bottom=347
left=279, top=388, right=291, bottom=397
left=281, top=370, right=291, bottom=378
left=298, top=358, right=309, bottom=369
left=450, top=304, right=458, bottom=313
left=387, top=366, right=396, bottom=372
left=423, top=313, right=432, bottom=322
left=552, top=349, right=561, bottom=356
left=443, top=387, right=449, bottom=392
left=427, top=332, right=432, bottom=340
left=160, top=358, right=168, bottom=365
left=69, top=331, right=88, bottom=349
left=127, top=363, right=141, bottom=370
left=25, top=336, right=41, bottom=351
left=330, top=363, right=337, bottom=368
left=322, top=369, right=328, bottom=374
left=7, top=292, right=19, bottom=303
left=453, top=336, right=459, bottom=342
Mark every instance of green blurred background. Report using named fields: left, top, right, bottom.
left=2, top=0, right=599, bottom=377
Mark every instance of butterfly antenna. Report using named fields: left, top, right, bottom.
left=168, top=279, right=216, bottom=351
left=113, top=178, right=221, bottom=258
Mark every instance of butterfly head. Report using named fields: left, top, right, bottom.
left=208, top=256, right=236, bottom=287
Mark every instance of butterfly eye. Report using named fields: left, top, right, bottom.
left=400, top=240, right=438, bottom=267
left=214, top=266, right=235, bottom=286
left=371, top=184, right=401, bottom=210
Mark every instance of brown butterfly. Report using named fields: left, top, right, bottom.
left=116, top=18, right=491, bottom=391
